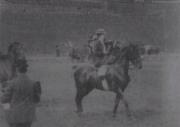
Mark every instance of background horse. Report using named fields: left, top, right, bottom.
left=73, top=44, right=142, bottom=117
left=69, top=45, right=89, bottom=62
left=0, top=42, right=26, bottom=90
left=141, top=45, right=161, bottom=55
left=69, top=47, right=81, bottom=62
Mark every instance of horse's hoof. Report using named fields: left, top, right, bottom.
left=77, top=113, right=82, bottom=117
left=75, top=110, right=82, bottom=113
left=76, top=112, right=83, bottom=117
left=127, top=112, right=136, bottom=121
left=125, top=109, right=132, bottom=117
left=112, top=114, right=117, bottom=118
left=75, top=109, right=83, bottom=116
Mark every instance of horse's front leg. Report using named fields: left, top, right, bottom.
left=75, top=87, right=93, bottom=115
left=75, top=92, right=83, bottom=113
left=118, top=88, right=131, bottom=117
left=121, top=95, right=131, bottom=117
left=113, top=93, right=121, bottom=117
left=113, top=88, right=131, bottom=117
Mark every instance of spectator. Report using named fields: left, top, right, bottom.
left=56, top=45, right=60, bottom=57
left=1, top=59, right=41, bottom=127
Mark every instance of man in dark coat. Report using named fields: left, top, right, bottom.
left=55, top=45, right=60, bottom=57
left=1, top=59, right=41, bottom=127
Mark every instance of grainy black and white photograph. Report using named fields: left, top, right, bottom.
left=0, top=0, right=180, bottom=127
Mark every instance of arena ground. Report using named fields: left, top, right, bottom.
left=0, top=53, right=180, bottom=127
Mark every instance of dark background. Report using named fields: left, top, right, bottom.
left=0, top=0, right=179, bottom=54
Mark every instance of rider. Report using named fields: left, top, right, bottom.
left=88, top=29, right=110, bottom=89
left=88, top=28, right=108, bottom=66
left=94, top=28, right=107, bottom=55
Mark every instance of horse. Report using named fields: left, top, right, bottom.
left=73, top=43, right=142, bottom=117
left=0, top=42, right=26, bottom=90
left=142, top=45, right=160, bottom=55
left=69, top=47, right=81, bottom=62
left=69, top=45, right=90, bottom=62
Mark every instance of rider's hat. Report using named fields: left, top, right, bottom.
left=14, top=41, right=20, bottom=45
left=95, top=28, right=106, bottom=35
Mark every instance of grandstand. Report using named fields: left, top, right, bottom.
left=0, top=0, right=179, bottom=53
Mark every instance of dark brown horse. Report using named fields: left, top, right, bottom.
left=73, top=44, right=142, bottom=117
left=0, top=42, right=26, bottom=89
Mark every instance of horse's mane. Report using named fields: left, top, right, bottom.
left=106, top=42, right=140, bottom=66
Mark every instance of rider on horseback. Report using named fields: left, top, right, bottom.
left=88, top=29, right=113, bottom=89
left=88, top=28, right=108, bottom=66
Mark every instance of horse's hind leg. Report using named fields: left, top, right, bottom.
left=113, top=93, right=121, bottom=117
left=75, top=92, right=84, bottom=113
left=75, top=87, right=93, bottom=114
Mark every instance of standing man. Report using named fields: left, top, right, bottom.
left=55, top=45, right=60, bottom=57
left=1, top=59, right=41, bottom=127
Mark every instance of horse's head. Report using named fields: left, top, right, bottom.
left=126, top=44, right=143, bottom=69
left=108, top=43, right=142, bottom=69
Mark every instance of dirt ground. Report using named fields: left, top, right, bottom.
left=0, top=54, right=180, bottom=127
